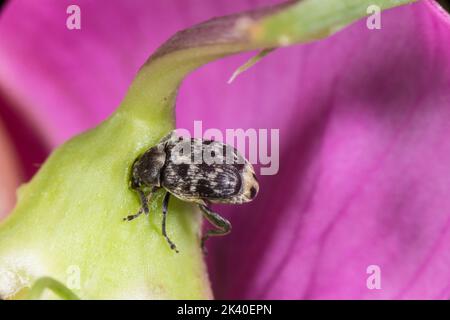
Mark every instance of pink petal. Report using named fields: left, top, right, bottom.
left=0, top=0, right=278, bottom=148
left=201, top=1, right=450, bottom=299
left=2, top=0, right=450, bottom=300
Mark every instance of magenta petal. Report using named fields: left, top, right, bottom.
left=2, top=0, right=450, bottom=300
left=199, top=1, right=450, bottom=299
left=0, top=0, right=278, bottom=147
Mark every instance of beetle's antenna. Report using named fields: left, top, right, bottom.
left=123, top=190, right=152, bottom=221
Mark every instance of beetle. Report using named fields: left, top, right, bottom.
left=123, top=130, right=259, bottom=253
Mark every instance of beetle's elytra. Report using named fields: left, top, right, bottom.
left=124, top=130, right=259, bottom=253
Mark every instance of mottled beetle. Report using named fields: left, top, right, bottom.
left=124, top=130, right=259, bottom=253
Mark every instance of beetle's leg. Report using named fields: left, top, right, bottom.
left=123, top=190, right=150, bottom=221
left=199, top=204, right=232, bottom=254
left=162, top=192, right=179, bottom=253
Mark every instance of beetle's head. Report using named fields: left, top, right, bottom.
left=131, top=144, right=166, bottom=192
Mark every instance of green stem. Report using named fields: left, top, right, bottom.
left=252, top=0, right=418, bottom=44
left=26, top=277, right=80, bottom=300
